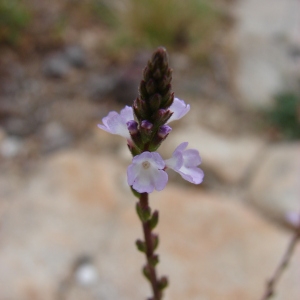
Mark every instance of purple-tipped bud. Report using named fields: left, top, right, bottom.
left=127, top=120, right=138, bottom=134
left=154, top=108, right=173, bottom=125
left=158, top=125, right=172, bottom=138
left=141, top=120, right=153, bottom=130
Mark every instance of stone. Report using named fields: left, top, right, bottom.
left=160, top=126, right=266, bottom=184
left=0, top=135, right=23, bottom=158
left=86, top=74, right=116, bottom=101
left=232, top=0, right=300, bottom=108
left=40, top=122, right=73, bottom=153
left=0, top=150, right=299, bottom=300
left=64, top=45, right=86, bottom=68
left=42, top=53, right=71, bottom=78
left=0, top=151, right=129, bottom=300
left=248, top=143, right=300, bottom=225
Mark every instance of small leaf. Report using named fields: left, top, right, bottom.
left=149, top=210, right=159, bottom=229
left=136, top=203, right=151, bottom=222
left=131, top=187, right=141, bottom=198
left=135, top=239, right=146, bottom=253
left=143, top=265, right=151, bottom=281
left=149, top=254, right=159, bottom=267
left=152, top=234, right=159, bottom=251
left=158, top=276, right=169, bottom=290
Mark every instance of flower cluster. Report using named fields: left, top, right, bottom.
left=98, top=98, right=204, bottom=193
left=98, top=47, right=203, bottom=194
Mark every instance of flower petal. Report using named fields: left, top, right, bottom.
left=127, top=152, right=168, bottom=193
left=167, top=98, right=190, bottom=123
left=178, top=166, right=204, bottom=184
left=165, top=142, right=204, bottom=185
left=98, top=106, right=134, bottom=139
left=182, top=149, right=201, bottom=167
left=153, top=169, right=168, bottom=191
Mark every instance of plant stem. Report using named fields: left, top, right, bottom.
left=260, top=231, right=300, bottom=300
left=139, top=192, right=161, bottom=300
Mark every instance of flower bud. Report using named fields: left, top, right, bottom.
left=158, top=125, right=172, bottom=139
left=148, top=125, right=172, bottom=151
left=141, top=120, right=153, bottom=130
left=127, top=120, right=138, bottom=135
left=145, top=78, right=157, bottom=95
left=149, top=93, right=162, bottom=111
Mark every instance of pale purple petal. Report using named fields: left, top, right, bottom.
left=182, top=149, right=201, bottom=167
left=165, top=142, right=204, bottom=185
left=153, top=170, right=168, bottom=191
left=167, top=98, right=190, bottom=123
left=173, top=142, right=188, bottom=155
left=127, top=152, right=168, bottom=193
left=164, top=151, right=183, bottom=171
left=120, top=106, right=134, bottom=122
left=98, top=106, right=134, bottom=139
left=151, top=152, right=166, bottom=169
left=178, top=166, right=204, bottom=184
left=127, top=163, right=141, bottom=185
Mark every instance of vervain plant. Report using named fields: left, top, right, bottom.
left=98, top=47, right=204, bottom=299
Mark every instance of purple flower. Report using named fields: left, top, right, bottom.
left=165, top=142, right=204, bottom=184
left=167, top=98, right=190, bottom=123
left=98, top=106, right=134, bottom=139
left=127, top=152, right=168, bottom=193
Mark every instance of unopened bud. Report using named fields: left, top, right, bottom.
left=158, top=125, right=172, bottom=139
left=149, top=93, right=162, bottom=111
left=127, top=120, right=138, bottom=134
left=145, top=79, right=157, bottom=95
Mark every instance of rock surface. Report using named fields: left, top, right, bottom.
left=0, top=150, right=299, bottom=300
left=248, top=143, right=300, bottom=224
left=232, top=0, right=300, bottom=108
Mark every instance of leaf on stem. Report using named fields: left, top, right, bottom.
left=152, top=234, right=159, bottom=251
left=136, top=239, right=146, bottom=253
left=136, top=202, right=151, bottom=222
left=149, top=210, right=159, bottom=229
left=143, top=265, right=151, bottom=281
left=158, top=276, right=169, bottom=290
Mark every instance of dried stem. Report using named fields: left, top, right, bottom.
left=139, top=192, right=162, bottom=300
left=260, top=231, right=300, bottom=300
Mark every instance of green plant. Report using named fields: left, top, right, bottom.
left=0, top=0, right=30, bottom=44
left=120, top=0, right=220, bottom=49
left=91, top=0, right=221, bottom=53
left=268, top=92, right=300, bottom=140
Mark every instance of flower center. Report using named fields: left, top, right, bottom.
left=142, top=161, right=150, bottom=169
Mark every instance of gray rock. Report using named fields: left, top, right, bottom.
left=87, top=75, right=116, bottom=101
left=42, top=53, right=71, bottom=78
left=232, top=0, right=300, bottom=108
left=3, top=117, right=37, bottom=136
left=248, top=143, right=300, bottom=225
left=0, top=136, right=23, bottom=158
left=65, top=45, right=86, bottom=68
left=40, top=122, right=73, bottom=153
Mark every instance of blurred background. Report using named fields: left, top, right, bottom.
left=0, top=0, right=300, bottom=299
